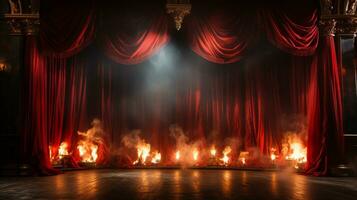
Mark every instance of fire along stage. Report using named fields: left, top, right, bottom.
left=49, top=119, right=307, bottom=172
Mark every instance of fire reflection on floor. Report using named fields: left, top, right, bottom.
left=0, top=169, right=356, bottom=200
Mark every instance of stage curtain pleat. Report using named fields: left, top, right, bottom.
left=306, top=37, right=344, bottom=176
left=22, top=1, right=343, bottom=176
left=96, top=14, right=170, bottom=65
left=23, top=37, right=61, bottom=175
left=39, top=0, right=96, bottom=57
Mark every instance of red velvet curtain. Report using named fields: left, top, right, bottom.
left=97, top=14, right=170, bottom=65
left=258, top=9, right=319, bottom=56
left=22, top=2, right=344, bottom=176
left=306, top=37, right=344, bottom=176
left=46, top=57, right=67, bottom=161
left=62, top=56, right=88, bottom=165
left=23, top=37, right=60, bottom=175
left=187, top=6, right=318, bottom=64
left=39, top=0, right=96, bottom=57
left=186, top=9, right=257, bottom=64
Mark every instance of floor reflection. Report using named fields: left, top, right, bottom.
left=222, top=170, right=232, bottom=197
left=173, top=170, right=182, bottom=200
left=191, top=170, right=201, bottom=194
left=242, top=171, right=248, bottom=193
left=75, top=171, right=98, bottom=199
left=271, top=172, right=278, bottom=197
left=139, top=170, right=149, bottom=192
left=292, top=174, right=309, bottom=200
left=1, top=169, right=355, bottom=200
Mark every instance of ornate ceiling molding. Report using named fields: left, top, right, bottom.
left=166, top=0, right=191, bottom=31
left=0, top=0, right=39, bottom=36
left=320, top=0, right=357, bottom=36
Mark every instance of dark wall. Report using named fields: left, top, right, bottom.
left=0, top=0, right=23, bottom=166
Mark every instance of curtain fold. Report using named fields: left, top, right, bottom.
left=22, top=2, right=344, bottom=176
left=186, top=12, right=254, bottom=64
left=306, top=37, right=344, bottom=176
left=39, top=0, right=96, bottom=57
left=97, top=14, right=170, bottom=65
left=23, top=37, right=60, bottom=175
left=47, top=57, right=67, bottom=160
left=258, top=9, right=319, bottom=56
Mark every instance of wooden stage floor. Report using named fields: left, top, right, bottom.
left=0, top=169, right=356, bottom=200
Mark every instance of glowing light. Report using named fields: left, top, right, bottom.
left=151, top=151, right=162, bottom=164
left=49, top=145, right=54, bottom=162
left=133, top=142, right=151, bottom=165
left=193, top=149, right=199, bottom=161
left=286, top=142, right=307, bottom=169
left=175, top=151, right=180, bottom=161
left=91, top=145, right=98, bottom=162
left=270, top=147, right=277, bottom=161
left=239, top=151, right=249, bottom=166
left=241, top=158, right=246, bottom=165
left=271, top=154, right=276, bottom=161
left=58, top=142, right=69, bottom=159
left=288, top=143, right=307, bottom=163
left=77, top=141, right=98, bottom=163
left=220, top=146, right=232, bottom=166
left=0, top=62, right=7, bottom=72
left=210, top=146, right=217, bottom=157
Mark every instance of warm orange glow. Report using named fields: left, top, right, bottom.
left=91, top=145, right=98, bottom=162
left=151, top=151, right=161, bottom=164
left=77, top=141, right=98, bottom=163
left=175, top=151, right=180, bottom=161
left=239, top=151, right=249, bottom=165
left=271, top=154, right=276, bottom=161
left=282, top=134, right=307, bottom=168
left=133, top=142, right=151, bottom=165
left=210, top=146, right=217, bottom=157
left=0, top=63, right=6, bottom=72
left=49, top=145, right=54, bottom=162
left=220, top=146, right=232, bottom=165
left=270, top=147, right=277, bottom=161
left=193, top=149, right=199, bottom=161
left=286, top=142, right=307, bottom=168
left=241, top=158, right=246, bottom=165
left=58, top=142, right=69, bottom=159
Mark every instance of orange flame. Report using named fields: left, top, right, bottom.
left=241, top=158, right=246, bottom=165
left=133, top=141, right=151, bottom=165
left=282, top=134, right=307, bottom=169
left=239, top=151, right=249, bottom=165
left=220, top=146, right=232, bottom=165
left=58, top=142, right=69, bottom=159
left=193, top=149, right=199, bottom=161
left=49, top=145, right=54, bottom=162
left=210, top=146, right=217, bottom=157
left=175, top=151, right=180, bottom=161
left=286, top=143, right=307, bottom=163
left=77, top=141, right=98, bottom=163
left=270, top=147, right=277, bottom=161
left=271, top=154, right=276, bottom=161
left=151, top=151, right=161, bottom=164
